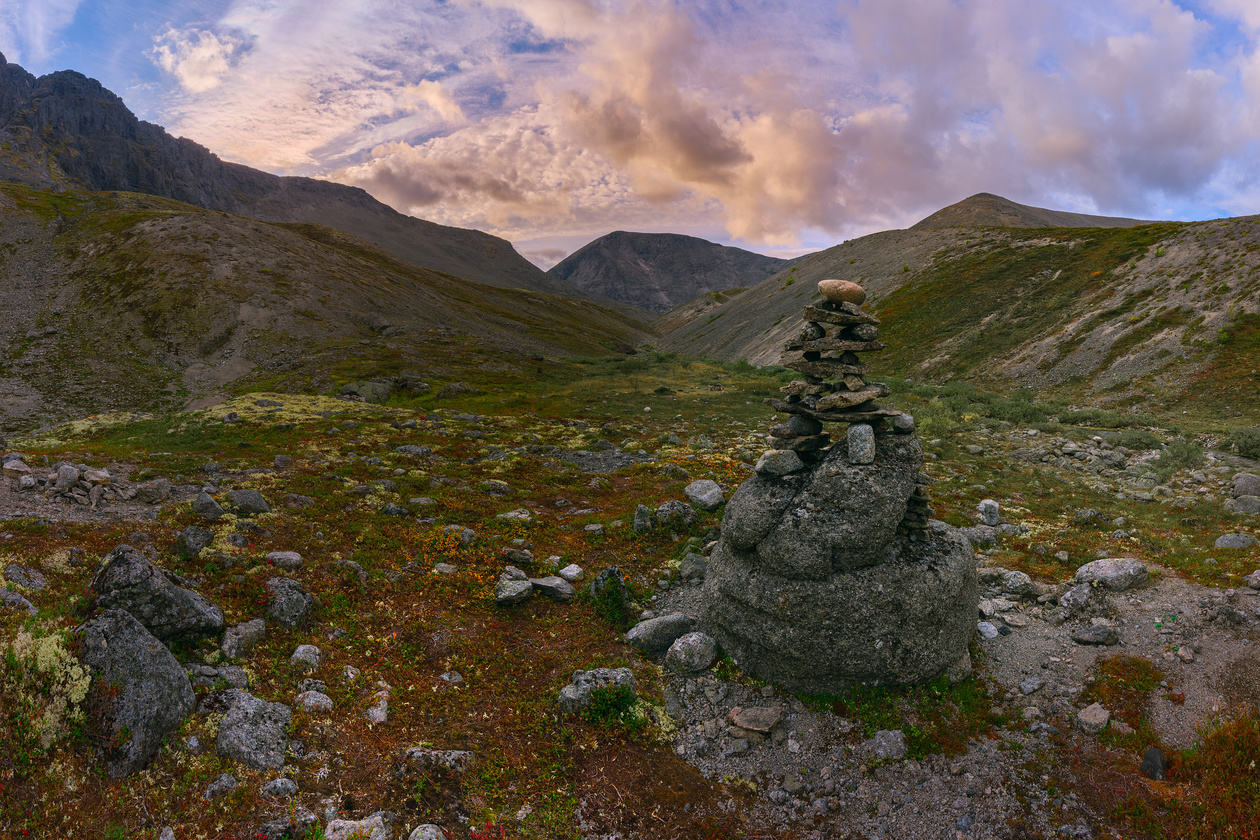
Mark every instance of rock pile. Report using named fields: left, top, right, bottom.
left=701, top=280, right=979, bottom=693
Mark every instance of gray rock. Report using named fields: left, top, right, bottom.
left=324, top=813, right=392, bottom=840
left=1074, top=557, right=1149, bottom=591
left=295, top=691, right=333, bottom=712
left=632, top=504, right=655, bottom=532
left=137, top=478, right=173, bottom=504
left=960, top=525, right=999, bottom=548
left=1232, top=473, right=1260, bottom=498
left=656, top=500, right=697, bottom=528
left=290, top=644, right=322, bottom=672
left=191, top=492, right=225, bottom=521
left=495, top=576, right=533, bottom=605
left=557, top=668, right=637, bottom=714
left=1059, top=584, right=1093, bottom=616
left=704, top=433, right=977, bottom=692
left=727, top=435, right=922, bottom=578
left=216, top=690, right=292, bottom=770
left=1226, top=496, right=1260, bottom=515
left=266, top=577, right=315, bottom=627
left=755, top=449, right=805, bottom=476
left=229, top=489, right=271, bottom=517
left=866, top=729, right=907, bottom=761
left=54, top=464, right=80, bottom=493
left=665, top=632, right=717, bottom=675
left=588, top=566, right=632, bottom=613
left=1001, top=570, right=1039, bottom=598
left=408, top=826, right=448, bottom=840
left=978, top=499, right=1000, bottom=527
left=404, top=747, right=475, bottom=771
left=266, top=551, right=303, bottom=570
left=892, top=413, right=916, bottom=434
left=4, top=564, right=46, bottom=590
left=1072, top=625, right=1120, bottom=645
left=257, top=808, right=318, bottom=840
left=847, top=424, right=875, bottom=465
left=558, top=564, right=584, bottom=582
left=204, top=772, right=237, bottom=800
left=380, top=502, right=410, bottom=517
left=684, top=480, right=726, bottom=512
left=1245, top=570, right=1260, bottom=590
left=1020, top=678, right=1044, bottom=695
left=174, top=526, right=215, bottom=558
left=1215, top=533, right=1258, bottom=549
left=262, top=777, right=298, bottom=797
left=1076, top=702, right=1110, bottom=734
left=395, top=445, right=432, bottom=457
left=339, top=380, right=393, bottom=404
left=529, top=576, right=575, bottom=601
left=221, top=619, right=266, bottom=660
left=625, top=613, right=694, bottom=655
left=89, top=545, right=224, bottom=642
left=977, top=621, right=999, bottom=640
left=1140, top=746, right=1167, bottom=780
left=677, top=552, right=709, bottom=581
left=74, top=609, right=194, bottom=777
left=0, top=590, right=37, bottom=615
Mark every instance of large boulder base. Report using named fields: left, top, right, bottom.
left=703, top=522, right=977, bottom=693
left=74, top=609, right=195, bottom=777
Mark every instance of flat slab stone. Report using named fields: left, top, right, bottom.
left=728, top=705, right=782, bottom=733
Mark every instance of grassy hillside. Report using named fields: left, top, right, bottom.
left=657, top=218, right=1260, bottom=423
left=0, top=183, right=654, bottom=431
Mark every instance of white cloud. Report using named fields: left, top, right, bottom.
left=0, top=0, right=83, bottom=67
left=151, top=27, right=248, bottom=93
left=396, top=80, right=465, bottom=123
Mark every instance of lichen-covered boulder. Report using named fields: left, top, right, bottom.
left=74, top=609, right=194, bottom=777
left=89, top=545, right=224, bottom=642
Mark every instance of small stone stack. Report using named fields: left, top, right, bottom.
left=761, top=279, right=932, bottom=538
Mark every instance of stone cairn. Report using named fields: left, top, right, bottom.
left=699, top=279, right=979, bottom=693
left=761, top=279, right=934, bottom=539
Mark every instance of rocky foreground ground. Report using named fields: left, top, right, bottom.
left=0, top=393, right=1257, bottom=840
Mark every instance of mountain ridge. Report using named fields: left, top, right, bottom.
left=0, top=53, right=596, bottom=300
left=911, top=192, right=1151, bottom=230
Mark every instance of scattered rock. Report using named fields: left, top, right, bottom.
left=1074, top=558, right=1149, bottom=591
left=755, top=450, right=804, bottom=476
left=203, top=772, right=237, bottom=800
left=89, top=545, right=224, bottom=642
left=665, top=632, right=717, bottom=675
left=266, top=577, right=315, bottom=627
left=191, top=492, right=225, bottom=521
left=266, top=551, right=303, bottom=570
left=221, top=619, right=266, bottom=660
left=229, top=489, right=271, bottom=517
left=262, top=778, right=298, bottom=797
left=978, top=499, right=1000, bottom=526
left=174, top=526, right=215, bottom=558
left=290, top=644, right=322, bottom=672
left=1215, top=533, right=1258, bottom=549
left=1140, top=746, right=1167, bottom=781
left=324, top=812, right=392, bottom=840
left=217, top=690, right=292, bottom=770
left=557, top=668, right=637, bottom=714
left=1076, top=703, right=1111, bottom=734
left=1072, top=625, right=1120, bottom=646
left=684, top=480, right=726, bottom=511
left=865, top=729, right=908, bottom=762
left=74, top=609, right=195, bottom=777
left=625, top=613, right=694, bottom=655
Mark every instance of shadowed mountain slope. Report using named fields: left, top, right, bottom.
left=0, top=184, right=653, bottom=430
left=548, top=231, right=792, bottom=313
left=0, top=53, right=587, bottom=299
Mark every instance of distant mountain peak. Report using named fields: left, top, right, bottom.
left=911, top=193, right=1150, bottom=231
left=548, top=230, right=794, bottom=313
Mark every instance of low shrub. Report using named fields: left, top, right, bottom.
left=1231, top=427, right=1260, bottom=459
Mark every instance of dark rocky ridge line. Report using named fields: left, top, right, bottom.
left=0, top=52, right=599, bottom=302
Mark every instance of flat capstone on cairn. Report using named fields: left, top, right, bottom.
left=700, top=279, right=979, bottom=694
left=765, top=279, right=934, bottom=538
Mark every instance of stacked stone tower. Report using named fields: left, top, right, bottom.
left=699, top=279, right=979, bottom=693
left=757, top=279, right=934, bottom=539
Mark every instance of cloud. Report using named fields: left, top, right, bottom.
left=0, top=0, right=83, bottom=67
left=396, top=80, right=465, bottom=123
left=151, top=28, right=248, bottom=93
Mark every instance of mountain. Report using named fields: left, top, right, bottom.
left=0, top=53, right=589, bottom=299
left=911, top=192, right=1150, bottom=230
left=547, top=231, right=793, bottom=313
left=0, top=183, right=653, bottom=430
left=657, top=197, right=1260, bottom=415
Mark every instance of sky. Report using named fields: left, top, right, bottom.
left=3, top=0, right=1260, bottom=268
